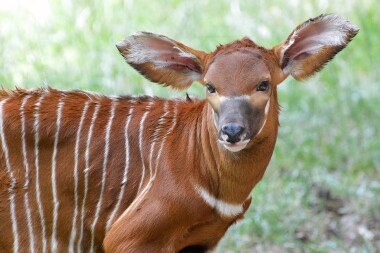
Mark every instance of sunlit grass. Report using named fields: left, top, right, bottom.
left=1, top=0, right=379, bottom=252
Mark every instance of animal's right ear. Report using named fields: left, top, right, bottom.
left=117, top=32, right=208, bottom=90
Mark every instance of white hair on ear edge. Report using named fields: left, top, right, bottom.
left=280, top=14, right=359, bottom=72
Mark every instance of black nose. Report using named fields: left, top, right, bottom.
left=221, top=123, right=245, bottom=143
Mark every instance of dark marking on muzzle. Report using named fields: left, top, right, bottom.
left=217, top=97, right=263, bottom=143
left=221, top=123, right=244, bottom=143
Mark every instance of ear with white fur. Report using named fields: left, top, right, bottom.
left=274, top=14, right=359, bottom=80
left=116, top=32, right=207, bottom=90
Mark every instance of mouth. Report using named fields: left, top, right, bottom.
left=218, top=139, right=250, bottom=152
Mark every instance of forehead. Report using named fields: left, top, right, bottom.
left=205, top=50, right=271, bottom=87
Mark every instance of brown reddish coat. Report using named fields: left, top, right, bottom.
left=0, top=14, right=358, bottom=253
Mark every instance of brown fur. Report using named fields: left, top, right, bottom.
left=0, top=14, right=358, bottom=253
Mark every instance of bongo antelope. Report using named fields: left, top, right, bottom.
left=0, top=14, right=358, bottom=253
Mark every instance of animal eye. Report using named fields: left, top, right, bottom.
left=206, top=83, right=216, bottom=94
left=257, top=81, right=269, bottom=92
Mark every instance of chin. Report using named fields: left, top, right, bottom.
left=220, top=139, right=250, bottom=152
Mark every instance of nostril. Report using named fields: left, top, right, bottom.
left=221, top=123, right=245, bottom=141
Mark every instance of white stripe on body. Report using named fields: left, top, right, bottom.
left=90, top=102, right=117, bottom=253
left=148, top=101, right=169, bottom=180
left=51, top=98, right=65, bottom=253
left=20, top=95, right=35, bottom=253
left=113, top=101, right=178, bottom=226
left=68, top=101, right=90, bottom=253
left=153, top=101, right=171, bottom=178
left=77, top=103, right=101, bottom=252
left=106, top=106, right=134, bottom=231
left=34, top=95, right=48, bottom=253
left=20, top=96, right=32, bottom=189
left=154, top=101, right=177, bottom=178
left=0, top=99, right=19, bottom=253
left=137, top=101, right=154, bottom=193
left=148, top=136, right=156, bottom=180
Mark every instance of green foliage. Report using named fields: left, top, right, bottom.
left=1, top=0, right=379, bottom=252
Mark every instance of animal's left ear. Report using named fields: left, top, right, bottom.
left=117, top=32, right=208, bottom=90
left=273, top=14, right=359, bottom=80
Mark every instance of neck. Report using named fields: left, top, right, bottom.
left=197, top=101, right=279, bottom=205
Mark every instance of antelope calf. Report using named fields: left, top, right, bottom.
left=0, top=14, right=358, bottom=253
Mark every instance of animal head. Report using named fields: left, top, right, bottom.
left=117, top=14, right=358, bottom=152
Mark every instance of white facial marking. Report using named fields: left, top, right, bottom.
left=77, top=103, right=100, bottom=252
left=68, top=101, right=90, bottom=253
left=51, top=98, right=65, bottom=253
left=0, top=99, right=20, bottom=253
left=90, top=101, right=117, bottom=253
left=20, top=95, right=36, bottom=253
left=257, top=99, right=270, bottom=136
left=211, top=108, right=218, bottom=129
left=195, top=185, right=243, bottom=218
left=265, top=99, right=270, bottom=115
left=219, top=139, right=250, bottom=152
left=106, top=106, right=134, bottom=231
left=219, top=95, right=250, bottom=103
left=34, top=95, right=48, bottom=253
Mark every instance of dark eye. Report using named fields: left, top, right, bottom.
left=257, top=81, right=269, bottom=92
left=206, top=83, right=216, bottom=94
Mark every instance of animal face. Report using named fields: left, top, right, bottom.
left=116, top=14, right=359, bottom=152
left=204, top=49, right=272, bottom=151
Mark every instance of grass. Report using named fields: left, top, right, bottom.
left=1, top=0, right=379, bottom=252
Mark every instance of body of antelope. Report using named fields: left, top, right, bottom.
left=0, top=14, right=358, bottom=253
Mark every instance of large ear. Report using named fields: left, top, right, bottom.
left=273, top=14, right=359, bottom=80
left=116, top=32, right=208, bottom=90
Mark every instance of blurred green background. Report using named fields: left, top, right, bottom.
left=1, top=0, right=379, bottom=252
